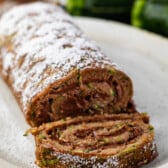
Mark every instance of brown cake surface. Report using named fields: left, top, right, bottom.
left=29, top=113, right=158, bottom=168
left=0, top=2, right=134, bottom=126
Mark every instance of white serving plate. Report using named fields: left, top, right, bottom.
left=0, top=17, right=168, bottom=168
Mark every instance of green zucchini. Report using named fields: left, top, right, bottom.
left=67, top=0, right=135, bottom=22
left=132, top=0, right=168, bottom=36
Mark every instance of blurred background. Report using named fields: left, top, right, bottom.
left=63, top=0, right=168, bottom=38
left=0, top=0, right=168, bottom=37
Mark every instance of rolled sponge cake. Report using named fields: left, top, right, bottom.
left=0, top=2, right=133, bottom=126
left=0, top=0, right=38, bottom=17
left=0, top=2, right=158, bottom=168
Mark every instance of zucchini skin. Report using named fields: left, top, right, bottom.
left=132, top=0, right=168, bottom=36
left=67, top=0, right=135, bottom=23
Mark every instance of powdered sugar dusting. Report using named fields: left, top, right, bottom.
left=53, top=152, right=119, bottom=168
left=143, top=142, right=158, bottom=156
left=0, top=2, right=119, bottom=113
left=49, top=141, right=157, bottom=168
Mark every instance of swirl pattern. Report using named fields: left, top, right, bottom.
left=30, top=113, right=158, bottom=168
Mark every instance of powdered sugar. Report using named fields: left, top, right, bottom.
left=0, top=2, right=119, bottom=113
left=49, top=141, right=157, bottom=168
left=54, top=152, right=119, bottom=168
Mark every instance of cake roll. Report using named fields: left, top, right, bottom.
left=0, top=1, right=61, bottom=17
left=28, top=113, right=158, bottom=168
left=0, top=2, right=134, bottom=126
left=0, top=0, right=17, bottom=17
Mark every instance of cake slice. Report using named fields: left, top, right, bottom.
left=29, top=113, right=158, bottom=168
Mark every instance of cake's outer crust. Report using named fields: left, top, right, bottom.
left=0, top=0, right=38, bottom=17
left=0, top=1, right=17, bottom=17
left=0, top=2, right=133, bottom=126
left=29, top=113, right=158, bottom=168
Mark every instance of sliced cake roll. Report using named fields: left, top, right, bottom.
left=29, top=113, right=158, bottom=168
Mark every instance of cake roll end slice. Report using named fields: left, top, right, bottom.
left=29, top=113, right=158, bottom=168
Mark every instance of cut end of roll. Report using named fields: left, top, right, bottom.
left=27, top=66, right=134, bottom=127
left=29, top=113, right=158, bottom=168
